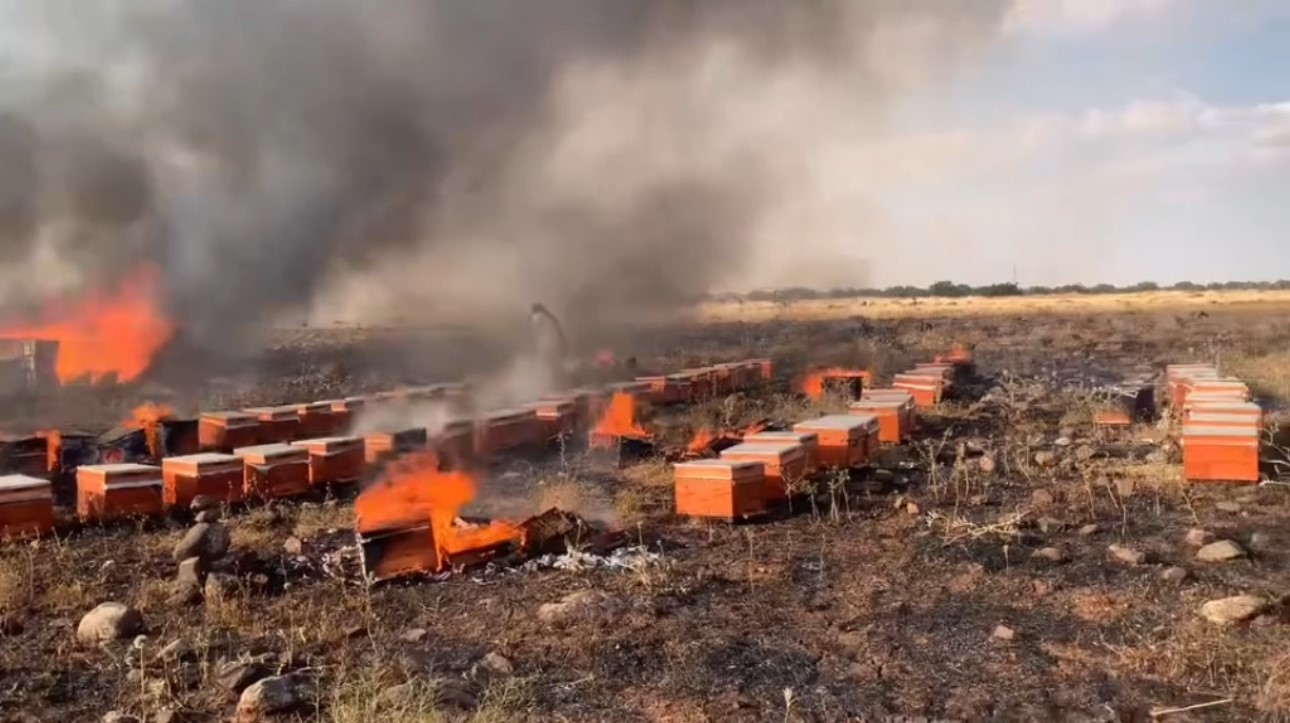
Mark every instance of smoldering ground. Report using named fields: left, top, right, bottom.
left=0, top=0, right=1011, bottom=351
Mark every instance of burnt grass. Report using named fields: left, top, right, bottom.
left=2, top=304, right=1290, bottom=722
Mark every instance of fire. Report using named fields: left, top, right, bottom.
left=687, top=427, right=716, bottom=455
left=126, top=402, right=176, bottom=459
left=683, top=419, right=769, bottom=457
left=0, top=265, right=173, bottom=384
left=355, top=452, right=520, bottom=572
left=589, top=392, right=651, bottom=449
left=935, top=343, right=973, bottom=365
left=797, top=368, right=871, bottom=401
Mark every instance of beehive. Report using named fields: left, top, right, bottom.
left=475, top=408, right=542, bottom=456
left=913, top=362, right=955, bottom=380
left=329, top=396, right=368, bottom=415
left=720, top=441, right=808, bottom=502
left=1182, top=400, right=1262, bottom=423
left=1183, top=412, right=1262, bottom=430
left=744, top=358, right=775, bottom=383
left=236, top=443, right=312, bottom=499
left=0, top=474, right=53, bottom=539
left=244, top=406, right=303, bottom=444
left=744, top=431, right=821, bottom=474
left=848, top=399, right=910, bottom=444
left=163, top=453, right=245, bottom=508
left=860, top=389, right=918, bottom=432
left=0, top=435, right=51, bottom=478
left=363, top=427, right=429, bottom=465
left=76, top=463, right=164, bottom=522
left=434, top=419, right=476, bottom=470
left=199, top=412, right=261, bottom=451
left=295, top=402, right=343, bottom=439
left=792, top=415, right=874, bottom=469
left=525, top=399, right=578, bottom=440
left=294, top=437, right=365, bottom=486
left=673, top=459, right=767, bottom=520
left=359, top=525, right=438, bottom=582
left=635, top=376, right=691, bottom=406
left=1181, top=378, right=1250, bottom=405
left=892, top=372, right=944, bottom=407
left=1181, top=425, right=1260, bottom=483
left=678, top=368, right=715, bottom=401
left=1165, top=365, right=1218, bottom=407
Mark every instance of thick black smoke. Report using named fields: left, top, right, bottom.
left=0, top=0, right=1009, bottom=342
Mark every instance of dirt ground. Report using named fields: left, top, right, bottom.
left=1, top=293, right=1289, bottom=722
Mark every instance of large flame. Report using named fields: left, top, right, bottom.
left=797, top=368, right=871, bottom=401
left=589, top=392, right=651, bottom=449
left=0, top=265, right=173, bottom=384
left=354, top=452, right=520, bottom=572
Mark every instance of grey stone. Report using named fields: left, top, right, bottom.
left=77, top=603, right=144, bottom=643
left=189, top=495, right=219, bottom=512
left=1033, top=451, right=1056, bottom=468
left=1077, top=524, right=1100, bottom=537
left=1108, top=544, right=1146, bottom=565
left=173, top=523, right=230, bottom=562
left=478, top=651, right=514, bottom=677
left=1200, top=595, right=1268, bottom=625
left=1249, top=532, right=1272, bottom=552
left=283, top=536, right=306, bottom=556
left=537, top=590, right=621, bottom=628
left=1184, top=528, right=1215, bottom=547
left=176, top=557, right=207, bottom=588
left=1215, top=501, right=1242, bottom=513
left=195, top=509, right=222, bottom=523
left=1032, top=546, right=1068, bottom=564
left=204, top=573, right=238, bottom=603
left=991, top=625, right=1016, bottom=642
left=236, top=674, right=309, bottom=718
left=217, top=660, right=272, bottom=694
left=1031, top=489, right=1055, bottom=509
left=1160, top=566, right=1189, bottom=583
left=1196, top=540, right=1247, bottom=562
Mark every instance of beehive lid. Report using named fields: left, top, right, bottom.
left=1186, top=401, right=1261, bottom=413
left=746, top=431, right=819, bottom=445
left=244, top=406, right=300, bottom=420
left=295, top=402, right=331, bottom=413
left=634, top=375, right=668, bottom=383
left=850, top=399, right=904, bottom=410
left=295, top=436, right=362, bottom=451
left=1181, top=425, right=1259, bottom=438
left=721, top=441, right=803, bottom=458
left=483, top=408, right=537, bottom=423
left=1189, top=377, right=1247, bottom=386
left=1187, top=412, right=1260, bottom=424
left=366, top=427, right=428, bottom=441
left=79, top=463, right=162, bottom=475
left=202, top=411, right=257, bottom=422
left=893, top=374, right=939, bottom=385
left=794, top=415, right=871, bottom=431
left=606, top=381, right=650, bottom=393
left=164, top=453, right=243, bottom=472
left=674, top=458, right=765, bottom=480
left=234, top=443, right=308, bottom=462
left=0, top=474, right=50, bottom=491
left=1185, top=392, right=1249, bottom=402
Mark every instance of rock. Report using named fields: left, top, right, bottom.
left=173, top=523, right=230, bottom=562
left=155, top=638, right=191, bottom=663
left=1215, top=501, right=1242, bottom=513
left=236, top=674, right=309, bottom=719
left=195, top=509, right=222, bottom=523
left=1033, top=451, right=1056, bottom=468
left=1144, top=450, right=1166, bottom=465
left=204, top=573, right=238, bottom=602
left=977, top=455, right=997, bottom=474
left=991, top=625, right=1016, bottom=642
left=1160, top=566, right=1189, bottom=583
left=905, top=502, right=920, bottom=516
left=1196, top=540, right=1247, bottom=562
left=1077, top=524, right=1100, bottom=537
left=1184, top=528, right=1215, bottom=547
left=1032, top=546, right=1068, bottom=564
left=432, top=679, right=478, bottom=711
left=190, top=495, right=219, bottom=512
left=1054, top=436, right=1072, bottom=448
left=1114, top=478, right=1135, bottom=497
left=537, top=590, right=621, bottom=628
left=167, top=581, right=204, bottom=607
left=1036, top=517, right=1064, bottom=534
left=218, top=660, right=271, bottom=694
left=176, top=557, right=207, bottom=588
left=478, top=652, right=514, bottom=677
left=283, top=536, right=306, bottom=556
left=1073, top=445, right=1095, bottom=462
left=102, top=713, right=140, bottom=723
left=1249, top=532, right=1272, bottom=552
left=77, top=602, right=145, bottom=643
left=1031, top=489, right=1055, bottom=509
left=399, top=628, right=428, bottom=643
left=1108, top=544, right=1146, bottom=566
left=372, top=681, right=418, bottom=711
left=1200, top=595, right=1268, bottom=625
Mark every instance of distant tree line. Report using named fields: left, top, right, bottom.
left=709, top=279, right=1290, bottom=304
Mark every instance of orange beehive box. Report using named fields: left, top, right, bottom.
left=1182, top=378, right=1250, bottom=402
left=678, top=368, right=716, bottom=400
left=731, top=361, right=763, bottom=390
left=860, top=388, right=917, bottom=428
left=475, top=408, right=542, bottom=456
left=1183, top=412, right=1262, bottom=430
left=745, top=431, right=821, bottom=474
left=162, top=453, right=245, bottom=508
left=0, top=474, right=54, bottom=540
left=294, top=437, right=365, bottom=486
left=635, top=376, right=691, bottom=406
left=76, top=463, right=164, bottom=522
left=359, top=525, right=438, bottom=582
left=744, top=358, right=774, bottom=383
left=329, top=397, right=369, bottom=414
left=294, top=402, right=344, bottom=439
left=243, top=406, right=303, bottom=444
left=235, top=443, right=311, bottom=500
left=848, top=400, right=909, bottom=444
left=544, top=388, right=604, bottom=429
left=198, top=412, right=261, bottom=451
left=913, top=362, right=955, bottom=380
left=793, top=415, right=874, bottom=469
left=719, top=441, right=808, bottom=502
left=433, top=420, right=476, bottom=470
left=673, top=459, right=767, bottom=520
left=1182, top=425, right=1260, bottom=483
left=708, top=364, right=739, bottom=395
left=892, top=373, right=944, bottom=407
left=363, top=427, right=428, bottom=464
left=525, top=399, right=578, bottom=440
left=1183, top=400, right=1262, bottom=422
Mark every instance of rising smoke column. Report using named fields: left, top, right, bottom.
left=0, top=0, right=1011, bottom=344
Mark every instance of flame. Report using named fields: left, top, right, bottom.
left=934, top=343, right=973, bottom=365
left=0, top=265, right=173, bottom=384
left=686, top=427, right=716, bottom=455
left=589, top=392, right=651, bottom=449
left=126, top=402, right=176, bottom=459
left=683, top=419, right=769, bottom=457
left=355, top=452, right=519, bottom=572
left=796, top=368, right=871, bottom=400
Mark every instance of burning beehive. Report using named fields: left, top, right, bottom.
left=199, top=411, right=261, bottom=452
left=934, top=343, right=974, bottom=369
left=0, top=434, right=51, bottom=478
left=589, top=392, right=653, bottom=451
left=673, top=459, right=767, bottom=520
left=39, top=429, right=98, bottom=477
left=294, top=437, right=366, bottom=486
left=76, top=463, right=164, bottom=522
left=793, top=415, right=875, bottom=469
left=236, top=444, right=312, bottom=499
left=434, top=419, right=476, bottom=470
left=684, top=420, right=771, bottom=458
left=0, top=474, right=54, bottom=539
left=798, top=368, right=871, bottom=402
left=363, top=427, right=428, bottom=465
left=677, top=368, right=716, bottom=400
left=475, top=408, right=543, bottom=457
left=635, top=375, right=692, bottom=406
left=163, top=452, right=246, bottom=508
left=525, top=399, right=578, bottom=441
left=1182, top=424, right=1260, bottom=483
left=243, top=406, right=303, bottom=444
left=719, top=441, right=808, bottom=502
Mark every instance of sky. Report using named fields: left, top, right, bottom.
left=865, top=0, right=1290, bottom=288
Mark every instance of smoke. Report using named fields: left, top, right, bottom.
left=0, top=0, right=1012, bottom=345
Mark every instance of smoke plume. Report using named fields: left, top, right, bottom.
left=0, top=0, right=1012, bottom=345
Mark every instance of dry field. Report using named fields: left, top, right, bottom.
left=2, top=291, right=1289, bottom=722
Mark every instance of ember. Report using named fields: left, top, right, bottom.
left=0, top=265, right=173, bottom=384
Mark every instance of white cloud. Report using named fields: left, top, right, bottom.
left=1004, top=0, right=1179, bottom=33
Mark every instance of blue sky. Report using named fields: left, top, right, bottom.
left=869, top=0, right=1290, bottom=287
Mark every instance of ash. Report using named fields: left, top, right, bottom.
left=521, top=544, right=666, bottom=573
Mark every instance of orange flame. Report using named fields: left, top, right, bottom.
left=0, top=265, right=173, bottom=384
left=124, top=402, right=176, bottom=459
left=686, top=427, right=716, bottom=455
left=796, top=368, right=871, bottom=401
left=934, top=343, right=973, bottom=365
left=589, top=392, right=651, bottom=449
left=355, top=452, right=519, bottom=572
